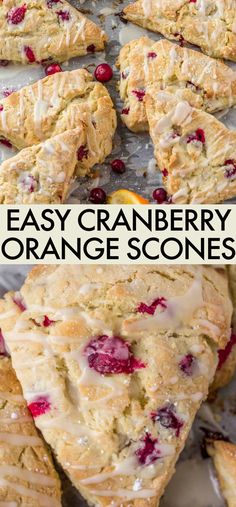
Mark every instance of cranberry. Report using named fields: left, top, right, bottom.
left=147, top=52, right=157, bottom=58
left=0, top=105, right=3, bottom=112
left=87, top=44, right=96, bottom=54
left=224, top=160, right=236, bottom=179
left=42, top=316, right=55, bottom=327
left=3, top=89, right=14, bottom=97
left=24, top=46, right=36, bottom=63
left=13, top=294, right=26, bottom=312
left=151, top=404, right=184, bottom=437
left=135, top=433, right=160, bottom=466
left=7, top=4, right=27, bottom=25
left=121, top=70, right=129, bottom=79
left=162, top=168, right=168, bottom=178
left=77, top=145, right=89, bottom=161
left=217, top=332, right=236, bottom=370
left=137, top=297, right=167, bottom=316
left=21, top=175, right=36, bottom=193
left=174, top=33, right=185, bottom=47
left=187, top=129, right=205, bottom=144
left=0, top=331, right=7, bottom=356
left=0, top=138, right=12, bottom=148
left=89, top=187, right=106, bottom=204
left=121, top=107, right=130, bottom=115
left=179, top=353, right=195, bottom=376
left=132, top=89, right=146, bottom=102
left=28, top=396, right=51, bottom=418
left=0, top=60, right=9, bottom=67
left=111, top=159, right=126, bottom=174
left=189, top=0, right=197, bottom=3
left=94, top=63, right=113, bottom=83
left=45, top=63, right=62, bottom=76
left=56, top=9, right=70, bottom=21
left=84, top=335, right=145, bottom=375
left=47, top=0, right=62, bottom=7
left=153, top=187, right=168, bottom=204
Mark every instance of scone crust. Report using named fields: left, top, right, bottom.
left=207, top=440, right=236, bottom=507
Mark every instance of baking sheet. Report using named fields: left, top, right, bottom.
left=0, top=265, right=235, bottom=507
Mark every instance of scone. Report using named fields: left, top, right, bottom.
left=145, top=91, right=236, bottom=203
left=123, top=0, right=236, bottom=62
left=0, top=0, right=107, bottom=64
left=117, top=37, right=236, bottom=132
left=0, top=265, right=232, bottom=507
left=207, top=440, right=236, bottom=507
left=0, top=69, right=117, bottom=176
left=0, top=350, right=61, bottom=505
left=0, top=128, right=84, bottom=204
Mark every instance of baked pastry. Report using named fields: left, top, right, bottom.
left=0, top=347, right=61, bottom=505
left=0, top=128, right=85, bottom=204
left=123, top=0, right=236, bottom=62
left=145, top=90, right=236, bottom=203
left=229, top=266, right=236, bottom=331
left=207, top=440, right=236, bottom=507
left=0, top=69, right=117, bottom=176
left=0, top=265, right=232, bottom=507
left=0, top=0, right=107, bottom=64
left=117, top=37, right=236, bottom=132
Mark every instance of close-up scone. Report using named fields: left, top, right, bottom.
left=0, top=69, right=117, bottom=176
left=207, top=440, right=236, bottom=507
left=123, top=0, right=236, bottom=62
left=0, top=353, right=61, bottom=505
left=0, top=0, right=107, bottom=64
left=145, top=91, right=236, bottom=204
left=0, top=265, right=232, bottom=506
left=117, top=37, right=236, bottom=132
left=0, top=128, right=85, bottom=204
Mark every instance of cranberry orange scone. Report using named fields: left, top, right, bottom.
left=0, top=0, right=107, bottom=64
left=0, top=69, right=117, bottom=176
left=117, top=37, right=236, bottom=132
left=207, top=440, right=236, bottom=507
left=0, top=265, right=232, bottom=506
left=123, top=0, right=236, bottom=62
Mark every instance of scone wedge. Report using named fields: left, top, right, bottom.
left=123, top=0, right=236, bottom=62
left=207, top=440, right=236, bottom=507
left=0, top=265, right=232, bottom=507
left=0, top=0, right=107, bottom=64
left=118, top=37, right=236, bottom=132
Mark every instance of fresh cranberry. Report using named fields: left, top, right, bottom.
left=132, top=89, right=146, bottom=102
left=151, top=404, right=184, bottom=437
left=28, top=396, right=51, bottom=418
left=7, top=4, right=27, bottom=24
left=121, top=107, right=130, bottom=115
left=0, top=60, right=9, bottom=67
left=42, top=316, right=55, bottom=327
left=3, top=89, right=14, bottom=97
left=153, top=187, right=168, bottom=204
left=137, top=297, right=167, bottom=316
left=147, top=52, right=157, bottom=59
left=174, top=33, right=185, bottom=47
left=89, top=187, right=106, bottom=204
left=179, top=353, right=195, bottom=376
left=56, top=9, right=70, bottom=21
left=84, top=335, right=145, bottom=375
left=217, top=332, right=236, bottom=370
left=45, top=63, right=62, bottom=76
left=0, top=138, right=12, bottom=148
left=94, top=63, right=113, bottom=83
left=24, top=46, right=36, bottom=63
left=47, top=0, right=62, bottom=7
left=13, top=294, right=26, bottom=312
left=111, top=159, right=126, bottom=174
left=0, top=331, right=7, bottom=356
left=135, top=433, right=161, bottom=466
left=224, top=160, right=236, bottom=179
left=162, top=168, right=169, bottom=178
left=87, top=44, right=96, bottom=54
left=77, top=145, right=89, bottom=161
left=0, top=105, right=3, bottom=112
left=187, top=129, right=205, bottom=144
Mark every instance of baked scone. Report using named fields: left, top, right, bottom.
left=0, top=265, right=232, bottom=507
left=0, top=0, right=107, bottom=64
left=123, top=0, right=236, bottom=62
left=0, top=353, right=61, bottom=505
left=145, top=90, right=236, bottom=203
left=0, top=128, right=84, bottom=204
left=207, top=440, right=236, bottom=507
left=117, top=37, right=236, bottom=132
left=0, top=69, right=117, bottom=176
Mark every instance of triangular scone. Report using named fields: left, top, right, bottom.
left=0, top=69, right=117, bottom=176
left=123, top=0, right=236, bottom=62
left=0, top=354, right=61, bottom=505
left=118, top=37, right=236, bottom=132
left=0, top=128, right=84, bottom=204
left=0, top=265, right=232, bottom=507
left=145, top=89, right=236, bottom=203
left=207, top=440, right=236, bottom=507
left=0, top=0, right=107, bottom=64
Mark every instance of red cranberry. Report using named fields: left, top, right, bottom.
left=147, top=52, right=157, bottom=58
left=189, top=0, right=197, bottom=2
left=217, top=332, right=236, bottom=370
left=77, top=145, right=89, bottom=161
left=136, top=433, right=160, bottom=466
left=42, top=316, right=55, bottom=327
left=224, top=160, right=236, bottom=179
left=121, top=107, right=130, bottom=115
left=7, top=4, right=27, bottom=24
left=0, top=138, right=12, bottom=148
left=89, top=187, right=106, bottom=204
left=0, top=60, right=9, bottom=67
left=94, top=63, right=113, bottom=83
left=132, top=89, right=146, bottom=102
left=137, top=297, right=167, bottom=316
left=162, top=168, right=168, bottom=178
left=56, top=9, right=70, bottom=21
left=28, top=396, right=51, bottom=418
left=13, top=294, right=26, bottom=312
left=3, top=89, right=14, bottom=97
left=0, top=331, right=7, bottom=357
left=179, top=353, right=195, bottom=376
left=111, top=159, right=126, bottom=174
left=151, top=404, right=184, bottom=437
left=84, top=335, right=145, bottom=375
left=0, top=105, right=3, bottom=112
left=45, top=63, right=62, bottom=76
left=87, top=44, right=96, bottom=54
left=153, top=187, right=167, bottom=204
left=187, top=129, right=205, bottom=144
left=24, top=46, right=36, bottom=63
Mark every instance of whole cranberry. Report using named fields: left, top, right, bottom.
left=45, top=63, right=62, bottom=76
left=111, top=159, right=126, bottom=174
left=94, top=63, right=113, bottom=83
left=153, top=187, right=167, bottom=204
left=89, top=187, right=106, bottom=204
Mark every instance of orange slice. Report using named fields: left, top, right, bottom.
left=107, top=189, right=149, bottom=204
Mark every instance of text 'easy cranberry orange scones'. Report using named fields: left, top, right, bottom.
left=0, top=265, right=232, bottom=506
